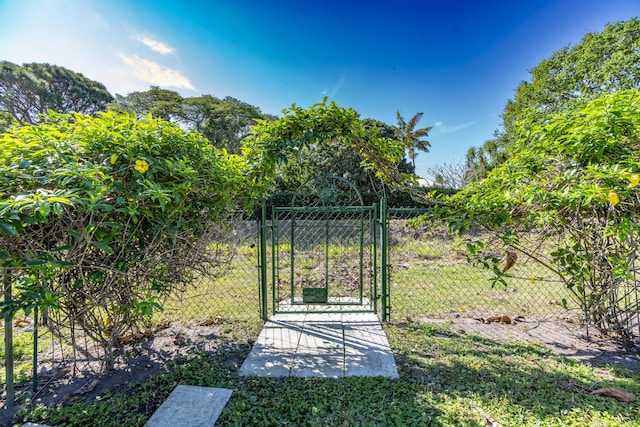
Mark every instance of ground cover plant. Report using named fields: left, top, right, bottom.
left=7, top=319, right=638, bottom=427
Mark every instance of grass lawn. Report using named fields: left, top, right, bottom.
left=13, top=320, right=639, bottom=427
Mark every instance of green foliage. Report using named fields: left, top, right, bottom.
left=0, top=61, right=113, bottom=125
left=14, top=323, right=640, bottom=426
left=245, top=98, right=408, bottom=191
left=438, top=90, right=640, bottom=339
left=273, top=118, right=413, bottom=196
left=109, top=88, right=274, bottom=153
left=0, top=112, right=258, bottom=369
left=0, top=111, right=16, bottom=134
left=466, top=18, right=640, bottom=181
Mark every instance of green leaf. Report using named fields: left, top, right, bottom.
left=91, top=241, right=114, bottom=254
left=68, top=229, right=82, bottom=239
left=0, top=221, right=18, bottom=236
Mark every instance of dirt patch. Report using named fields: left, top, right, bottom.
left=0, top=321, right=257, bottom=426
left=422, top=315, right=640, bottom=374
left=2, top=316, right=638, bottom=426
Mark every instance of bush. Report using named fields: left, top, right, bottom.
left=0, top=112, right=257, bottom=369
left=436, top=90, right=640, bottom=342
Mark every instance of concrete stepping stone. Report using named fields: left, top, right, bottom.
left=147, top=385, right=232, bottom=427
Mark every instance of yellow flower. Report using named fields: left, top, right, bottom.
left=134, top=159, right=149, bottom=174
left=530, top=277, right=536, bottom=284
left=607, top=192, right=619, bottom=207
left=629, top=174, right=640, bottom=187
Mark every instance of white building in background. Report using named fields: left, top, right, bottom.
left=416, top=176, right=435, bottom=187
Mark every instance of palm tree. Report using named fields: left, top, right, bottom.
left=394, top=111, right=432, bottom=171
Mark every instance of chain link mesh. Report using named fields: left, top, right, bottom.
left=4, top=203, right=640, bottom=401
left=386, top=208, right=579, bottom=323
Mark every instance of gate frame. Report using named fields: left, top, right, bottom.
left=259, top=175, right=383, bottom=319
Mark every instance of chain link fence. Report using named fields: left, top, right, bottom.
left=386, top=208, right=578, bottom=321
left=3, top=206, right=639, bottom=406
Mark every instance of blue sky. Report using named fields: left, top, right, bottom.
left=1, top=0, right=639, bottom=178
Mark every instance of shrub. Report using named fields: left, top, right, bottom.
left=0, top=112, right=257, bottom=369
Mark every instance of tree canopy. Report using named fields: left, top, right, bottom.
left=465, top=18, right=640, bottom=181
left=273, top=118, right=413, bottom=196
left=0, top=61, right=113, bottom=125
left=245, top=99, right=408, bottom=192
left=109, top=87, right=275, bottom=153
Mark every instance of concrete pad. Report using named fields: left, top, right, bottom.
left=291, top=351, right=344, bottom=378
left=344, top=347, right=399, bottom=378
left=344, top=328, right=391, bottom=351
left=256, top=326, right=301, bottom=349
left=147, top=385, right=232, bottom=427
left=342, top=313, right=380, bottom=323
left=267, top=313, right=306, bottom=325
left=240, top=312, right=398, bottom=378
left=304, top=312, right=344, bottom=322
left=298, top=329, right=344, bottom=349
left=238, top=346, right=295, bottom=377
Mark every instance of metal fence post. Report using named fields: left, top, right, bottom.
left=259, top=201, right=268, bottom=321
left=380, top=197, right=389, bottom=322
left=4, top=272, right=14, bottom=407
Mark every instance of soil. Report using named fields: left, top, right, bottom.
left=426, top=314, right=640, bottom=373
left=0, top=321, right=256, bottom=427
left=1, top=316, right=638, bottom=427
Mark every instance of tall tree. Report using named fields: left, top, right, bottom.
left=109, top=89, right=273, bottom=153
left=108, top=86, right=183, bottom=121
left=394, top=111, right=432, bottom=171
left=0, top=61, right=113, bottom=124
left=465, top=18, right=640, bottom=181
left=202, top=96, right=272, bottom=153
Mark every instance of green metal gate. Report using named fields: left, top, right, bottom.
left=265, top=176, right=379, bottom=315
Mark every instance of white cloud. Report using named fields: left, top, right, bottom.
left=321, top=75, right=346, bottom=98
left=131, top=33, right=175, bottom=55
left=435, top=120, right=476, bottom=133
left=118, top=53, right=194, bottom=89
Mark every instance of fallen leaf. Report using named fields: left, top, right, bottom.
left=13, top=317, right=33, bottom=327
left=56, top=368, right=71, bottom=377
left=141, top=328, right=154, bottom=337
left=62, top=378, right=100, bottom=401
left=486, top=315, right=516, bottom=324
left=591, top=387, right=636, bottom=402
left=156, top=319, right=172, bottom=329
left=197, top=317, right=225, bottom=326
left=119, top=332, right=133, bottom=343
left=174, top=333, right=183, bottom=346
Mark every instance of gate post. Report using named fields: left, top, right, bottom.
left=259, top=201, right=268, bottom=321
left=380, top=197, right=390, bottom=322
left=4, top=272, right=14, bottom=407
